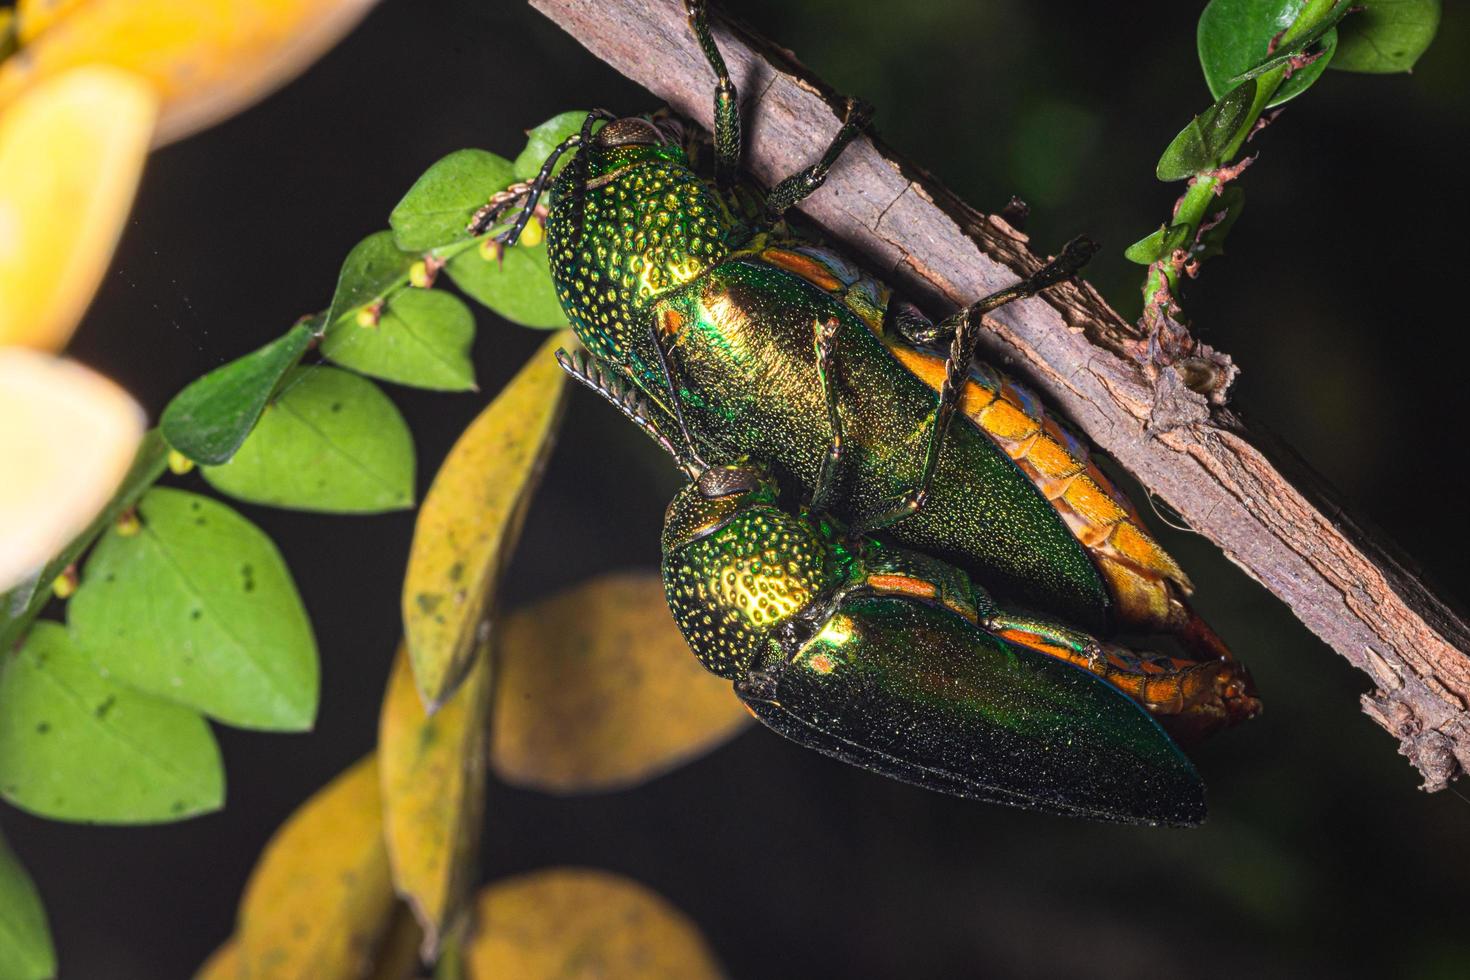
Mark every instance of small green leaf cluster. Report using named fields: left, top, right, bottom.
left=1127, top=0, right=1439, bottom=307
left=0, top=113, right=586, bottom=852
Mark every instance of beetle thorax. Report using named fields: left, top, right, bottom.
left=661, top=487, right=837, bottom=680
left=547, top=158, right=732, bottom=370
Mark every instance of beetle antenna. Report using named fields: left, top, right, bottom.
left=555, top=348, right=703, bottom=479
left=468, top=109, right=615, bottom=244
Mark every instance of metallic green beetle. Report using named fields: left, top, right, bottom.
left=482, top=2, right=1253, bottom=694
left=557, top=349, right=1212, bottom=825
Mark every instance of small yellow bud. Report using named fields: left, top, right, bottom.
left=52, top=565, right=78, bottom=599
left=167, top=449, right=195, bottom=475
left=518, top=215, right=545, bottom=248
left=409, top=260, right=430, bottom=288
left=115, top=509, right=141, bottom=537
left=479, top=237, right=504, bottom=262
left=355, top=303, right=381, bottom=328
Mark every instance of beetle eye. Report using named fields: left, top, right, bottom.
left=696, top=466, right=762, bottom=499
left=594, top=117, right=664, bottom=149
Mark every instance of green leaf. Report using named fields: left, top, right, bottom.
left=1156, top=78, right=1258, bottom=181
left=446, top=241, right=567, bottom=329
left=325, top=232, right=419, bottom=330
left=1196, top=186, right=1247, bottom=262
left=512, top=111, right=592, bottom=183
left=0, top=622, right=224, bottom=823
left=68, top=488, right=319, bottom=731
left=201, top=367, right=415, bottom=513
left=1124, top=223, right=1192, bottom=265
left=0, top=431, right=168, bottom=652
left=390, top=150, right=517, bottom=252
left=161, top=322, right=315, bottom=465
left=1199, top=0, right=1339, bottom=106
left=322, top=288, right=476, bottom=392
left=1332, top=0, right=1440, bottom=72
left=0, top=831, right=55, bottom=980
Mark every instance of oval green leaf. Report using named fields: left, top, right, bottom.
left=390, top=149, right=516, bottom=252
left=1156, top=78, right=1258, bottom=181
left=512, top=110, right=592, bottom=183
left=325, top=231, right=418, bottom=330
left=446, top=241, right=566, bottom=329
left=0, top=621, right=224, bottom=823
left=1199, top=0, right=1339, bottom=106
left=322, top=287, right=476, bottom=392
left=1332, top=0, right=1440, bottom=73
left=68, top=488, right=319, bottom=731
left=161, top=320, right=315, bottom=465
left=202, top=366, right=415, bottom=513
left=0, top=831, right=55, bottom=980
left=1123, top=223, right=1192, bottom=265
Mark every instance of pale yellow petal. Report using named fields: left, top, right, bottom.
left=0, top=0, right=380, bottom=146
left=0, top=66, right=156, bottom=351
left=0, top=349, right=144, bottom=592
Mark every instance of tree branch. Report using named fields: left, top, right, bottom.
left=528, top=0, right=1470, bottom=789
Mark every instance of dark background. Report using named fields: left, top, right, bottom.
left=6, top=0, right=1470, bottom=976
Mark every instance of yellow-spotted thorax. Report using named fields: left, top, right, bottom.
left=546, top=117, right=736, bottom=385
left=661, top=465, right=845, bottom=681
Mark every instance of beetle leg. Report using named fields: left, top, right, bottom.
left=555, top=347, right=703, bottom=479
left=684, top=0, right=742, bottom=189
left=852, top=238, right=1098, bottom=536
left=764, top=98, right=875, bottom=223
left=646, top=323, right=709, bottom=472
left=810, top=316, right=846, bottom=515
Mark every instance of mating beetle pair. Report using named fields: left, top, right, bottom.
left=485, top=0, right=1259, bottom=825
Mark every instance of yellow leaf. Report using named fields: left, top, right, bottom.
left=195, top=938, right=240, bottom=980
left=464, top=869, right=724, bottom=980
left=366, top=905, right=425, bottom=980
left=0, top=349, right=144, bottom=592
left=403, top=332, right=571, bottom=710
left=0, top=66, right=156, bottom=351
left=492, top=572, right=752, bottom=794
left=378, top=641, right=491, bottom=959
left=237, top=756, right=395, bottom=980
left=0, top=0, right=379, bottom=146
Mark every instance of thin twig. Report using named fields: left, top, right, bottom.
left=528, top=0, right=1470, bottom=790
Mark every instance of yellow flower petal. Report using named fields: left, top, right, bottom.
left=0, top=349, right=144, bottom=592
left=0, top=0, right=380, bottom=146
left=0, top=66, right=156, bottom=351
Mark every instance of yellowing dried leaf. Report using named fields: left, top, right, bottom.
left=237, top=755, right=395, bottom=980
left=403, top=332, right=570, bottom=710
left=0, top=66, right=156, bottom=351
left=0, top=0, right=378, bottom=146
left=194, top=937, right=240, bottom=980
left=379, top=641, right=490, bottom=959
left=366, top=905, right=425, bottom=980
left=492, top=571, right=751, bottom=794
left=0, top=349, right=144, bottom=592
left=464, top=869, right=724, bottom=980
